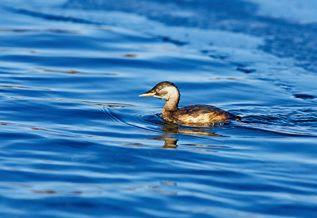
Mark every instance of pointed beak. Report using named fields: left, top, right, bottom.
left=139, top=90, right=155, bottom=97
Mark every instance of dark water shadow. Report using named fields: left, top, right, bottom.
left=4, top=7, right=100, bottom=25
left=235, top=110, right=317, bottom=137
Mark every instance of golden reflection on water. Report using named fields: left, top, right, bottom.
left=158, top=124, right=220, bottom=148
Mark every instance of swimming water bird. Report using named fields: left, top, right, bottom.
left=139, top=81, right=240, bottom=127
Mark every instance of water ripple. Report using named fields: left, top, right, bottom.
left=1, top=0, right=317, bottom=217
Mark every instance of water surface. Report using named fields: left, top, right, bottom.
left=0, top=0, right=317, bottom=217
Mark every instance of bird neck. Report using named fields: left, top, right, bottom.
left=163, top=92, right=179, bottom=113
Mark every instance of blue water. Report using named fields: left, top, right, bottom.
left=1, top=0, right=317, bottom=217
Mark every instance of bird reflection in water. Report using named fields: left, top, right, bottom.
left=155, top=123, right=220, bottom=148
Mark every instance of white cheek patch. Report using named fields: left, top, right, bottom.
left=161, top=86, right=178, bottom=100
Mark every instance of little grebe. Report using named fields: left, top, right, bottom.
left=139, top=81, right=240, bottom=127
